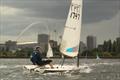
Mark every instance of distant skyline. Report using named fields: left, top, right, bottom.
left=0, top=0, right=120, bottom=44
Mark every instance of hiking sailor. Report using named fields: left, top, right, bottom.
left=30, top=46, right=54, bottom=68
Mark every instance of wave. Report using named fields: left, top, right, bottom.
left=81, top=62, right=120, bottom=67
left=0, top=65, right=8, bottom=69
left=0, top=65, right=23, bottom=69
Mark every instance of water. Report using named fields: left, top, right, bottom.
left=0, top=59, right=120, bottom=80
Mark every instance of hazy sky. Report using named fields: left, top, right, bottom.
left=0, top=0, right=120, bottom=44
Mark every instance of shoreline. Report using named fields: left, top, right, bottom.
left=0, top=56, right=120, bottom=59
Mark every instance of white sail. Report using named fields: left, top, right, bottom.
left=46, top=43, right=53, bottom=58
left=60, top=0, right=83, bottom=57
left=96, top=54, right=100, bottom=60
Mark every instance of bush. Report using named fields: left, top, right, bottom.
left=101, top=52, right=112, bottom=57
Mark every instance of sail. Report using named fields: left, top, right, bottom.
left=60, top=0, right=83, bottom=57
left=96, top=54, right=100, bottom=59
left=46, top=43, right=53, bottom=58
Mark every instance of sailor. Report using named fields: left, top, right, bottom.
left=30, top=46, right=54, bottom=68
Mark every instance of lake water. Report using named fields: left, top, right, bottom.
left=0, top=59, right=120, bottom=80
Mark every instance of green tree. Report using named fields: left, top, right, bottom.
left=103, top=41, right=108, bottom=52
left=108, top=40, right=112, bottom=52
left=112, top=40, right=116, bottom=52
left=116, top=38, right=120, bottom=53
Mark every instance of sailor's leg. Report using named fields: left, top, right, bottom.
left=30, top=58, right=36, bottom=65
left=48, top=63, right=54, bottom=68
left=42, top=60, right=54, bottom=68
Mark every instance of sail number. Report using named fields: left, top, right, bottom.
left=70, top=4, right=81, bottom=20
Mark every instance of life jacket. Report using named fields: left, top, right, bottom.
left=35, top=51, right=42, bottom=61
left=30, top=51, right=42, bottom=62
left=30, top=51, right=37, bottom=62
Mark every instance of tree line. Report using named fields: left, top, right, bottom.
left=81, top=38, right=120, bottom=58
left=0, top=38, right=120, bottom=58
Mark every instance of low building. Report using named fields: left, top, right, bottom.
left=17, top=43, right=38, bottom=49
left=79, top=41, right=87, bottom=53
left=98, top=44, right=103, bottom=51
left=5, top=40, right=17, bottom=52
left=49, top=40, right=57, bottom=48
left=0, top=44, right=5, bottom=51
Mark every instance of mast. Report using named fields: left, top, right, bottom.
left=77, top=53, right=79, bottom=67
left=77, top=41, right=81, bottom=67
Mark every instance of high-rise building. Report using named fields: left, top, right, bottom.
left=87, top=35, right=97, bottom=50
left=38, top=34, right=49, bottom=44
left=37, top=34, right=49, bottom=53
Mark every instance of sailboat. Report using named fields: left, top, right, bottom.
left=96, top=54, right=100, bottom=60
left=46, top=43, right=53, bottom=58
left=23, top=0, right=83, bottom=73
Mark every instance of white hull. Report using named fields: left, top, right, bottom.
left=23, top=65, right=80, bottom=73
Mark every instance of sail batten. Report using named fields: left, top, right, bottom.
left=60, top=0, right=83, bottom=57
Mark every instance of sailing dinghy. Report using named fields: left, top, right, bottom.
left=23, top=0, right=83, bottom=73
